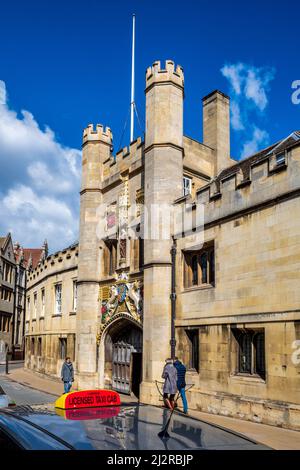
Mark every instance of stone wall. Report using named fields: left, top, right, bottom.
left=173, top=143, right=300, bottom=430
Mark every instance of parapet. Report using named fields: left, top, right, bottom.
left=82, top=123, right=113, bottom=145
left=102, top=137, right=144, bottom=184
left=115, top=136, right=143, bottom=161
left=195, top=138, right=300, bottom=210
left=145, top=60, right=184, bottom=91
left=27, top=242, right=79, bottom=287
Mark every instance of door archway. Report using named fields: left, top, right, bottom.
left=103, top=317, right=142, bottom=398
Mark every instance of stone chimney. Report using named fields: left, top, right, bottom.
left=202, top=90, right=231, bottom=174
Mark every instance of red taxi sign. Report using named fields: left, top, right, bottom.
left=55, top=389, right=121, bottom=410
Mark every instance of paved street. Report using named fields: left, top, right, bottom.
left=0, top=374, right=56, bottom=405
left=0, top=361, right=57, bottom=405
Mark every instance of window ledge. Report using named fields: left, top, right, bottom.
left=182, top=284, right=215, bottom=293
left=39, top=317, right=45, bottom=320
left=52, top=314, right=62, bottom=318
left=31, top=319, right=37, bottom=322
left=230, top=374, right=266, bottom=384
left=69, top=311, right=77, bottom=316
left=269, top=162, right=287, bottom=175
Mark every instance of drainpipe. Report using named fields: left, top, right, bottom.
left=170, top=237, right=177, bottom=359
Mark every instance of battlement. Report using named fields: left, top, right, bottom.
left=102, top=137, right=144, bottom=183
left=193, top=142, right=300, bottom=223
left=27, top=242, right=78, bottom=287
left=115, top=136, right=143, bottom=160
left=82, top=123, right=113, bottom=145
left=145, top=60, right=184, bottom=90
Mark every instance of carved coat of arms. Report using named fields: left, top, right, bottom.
left=100, top=273, right=143, bottom=327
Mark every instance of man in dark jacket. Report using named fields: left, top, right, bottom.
left=61, top=357, right=74, bottom=394
left=173, top=357, right=188, bottom=414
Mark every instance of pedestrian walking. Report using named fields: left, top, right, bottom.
left=173, top=357, right=188, bottom=414
left=61, top=356, right=74, bottom=394
left=161, top=358, right=177, bottom=410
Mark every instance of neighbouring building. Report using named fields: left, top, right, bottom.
left=13, top=241, right=48, bottom=360
left=25, top=60, right=300, bottom=430
left=0, top=234, right=47, bottom=362
left=0, top=233, right=16, bottom=360
left=25, top=242, right=78, bottom=377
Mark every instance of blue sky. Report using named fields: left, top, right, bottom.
left=0, top=0, right=299, bottom=251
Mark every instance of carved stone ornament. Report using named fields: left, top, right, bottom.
left=97, top=272, right=143, bottom=345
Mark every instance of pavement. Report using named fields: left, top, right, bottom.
left=1, top=363, right=69, bottom=396
left=0, top=360, right=26, bottom=373
left=1, top=362, right=300, bottom=450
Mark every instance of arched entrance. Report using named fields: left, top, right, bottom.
left=103, top=317, right=142, bottom=398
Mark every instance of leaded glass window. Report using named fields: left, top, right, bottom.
left=184, top=243, right=215, bottom=288
left=233, top=329, right=266, bottom=379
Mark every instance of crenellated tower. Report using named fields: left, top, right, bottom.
left=76, top=123, right=113, bottom=388
left=140, top=60, right=184, bottom=404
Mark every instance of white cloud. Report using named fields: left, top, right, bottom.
left=231, top=101, right=245, bottom=131
left=244, top=69, right=274, bottom=111
left=221, top=62, right=275, bottom=158
left=0, top=81, right=6, bottom=105
left=221, top=64, right=243, bottom=95
left=241, top=127, right=269, bottom=159
left=0, top=80, right=81, bottom=251
left=0, top=185, right=75, bottom=248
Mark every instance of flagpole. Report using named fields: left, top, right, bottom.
left=130, top=14, right=135, bottom=143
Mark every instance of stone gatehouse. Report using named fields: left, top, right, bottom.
left=25, top=59, right=300, bottom=430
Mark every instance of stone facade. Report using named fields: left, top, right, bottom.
left=0, top=234, right=46, bottom=360
left=12, top=248, right=26, bottom=359
left=25, top=59, right=300, bottom=430
left=0, top=233, right=16, bottom=359
left=25, top=243, right=78, bottom=379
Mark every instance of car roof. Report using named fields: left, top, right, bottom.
left=0, top=403, right=269, bottom=450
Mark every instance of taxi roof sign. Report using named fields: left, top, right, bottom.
left=55, top=389, right=121, bottom=410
